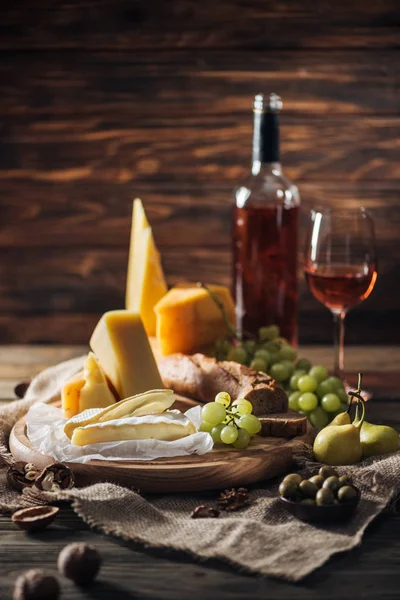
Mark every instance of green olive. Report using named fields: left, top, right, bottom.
left=300, top=498, right=315, bottom=505
left=322, top=476, right=341, bottom=494
left=279, top=480, right=298, bottom=499
left=282, top=473, right=303, bottom=486
left=338, top=474, right=351, bottom=486
left=299, top=480, right=318, bottom=499
left=337, top=485, right=358, bottom=503
left=316, top=488, right=334, bottom=505
left=308, top=475, right=324, bottom=488
left=319, top=466, right=339, bottom=479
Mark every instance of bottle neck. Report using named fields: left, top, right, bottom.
left=252, top=109, right=280, bottom=171
left=251, top=161, right=282, bottom=176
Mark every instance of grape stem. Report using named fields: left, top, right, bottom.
left=198, top=282, right=255, bottom=341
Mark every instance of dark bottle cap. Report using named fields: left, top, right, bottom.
left=252, top=93, right=282, bottom=164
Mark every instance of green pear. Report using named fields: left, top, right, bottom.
left=328, top=411, right=351, bottom=427
left=313, top=398, right=365, bottom=465
left=360, top=421, right=399, bottom=458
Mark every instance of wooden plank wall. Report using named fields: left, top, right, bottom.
left=0, top=0, right=399, bottom=344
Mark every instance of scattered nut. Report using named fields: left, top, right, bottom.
left=11, top=506, right=59, bottom=533
left=218, top=487, right=251, bottom=511
left=7, top=462, right=36, bottom=492
left=35, top=463, right=74, bottom=492
left=57, top=542, right=101, bottom=585
left=13, top=569, right=60, bottom=600
left=191, top=505, right=220, bottom=519
left=14, top=381, right=30, bottom=399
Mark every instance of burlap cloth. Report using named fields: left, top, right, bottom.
left=1, top=356, right=399, bottom=582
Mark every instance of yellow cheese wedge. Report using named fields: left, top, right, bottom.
left=79, top=352, right=117, bottom=413
left=71, top=414, right=196, bottom=446
left=154, top=283, right=235, bottom=355
left=61, top=372, right=85, bottom=419
left=125, top=198, right=168, bottom=336
left=64, top=389, right=175, bottom=439
left=90, top=310, right=163, bottom=399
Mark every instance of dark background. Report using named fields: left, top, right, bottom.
left=0, top=0, right=399, bottom=344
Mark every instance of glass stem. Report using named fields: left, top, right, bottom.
left=332, top=310, right=346, bottom=380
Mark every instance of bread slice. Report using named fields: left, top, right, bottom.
left=258, top=411, right=308, bottom=438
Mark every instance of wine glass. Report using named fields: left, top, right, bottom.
left=304, top=207, right=377, bottom=386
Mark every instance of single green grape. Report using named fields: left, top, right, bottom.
left=215, top=391, right=231, bottom=407
left=278, top=345, right=297, bottom=362
left=309, top=365, right=329, bottom=383
left=250, top=358, right=267, bottom=372
left=199, top=421, right=214, bottom=433
left=262, top=340, right=280, bottom=353
left=276, top=336, right=290, bottom=346
left=298, top=375, right=318, bottom=393
left=270, top=363, right=290, bottom=382
left=211, top=423, right=225, bottom=443
left=280, top=359, right=295, bottom=378
left=243, top=339, right=256, bottom=355
left=254, top=349, right=270, bottom=365
left=289, top=370, right=307, bottom=391
left=321, top=393, right=341, bottom=413
left=336, top=388, right=349, bottom=403
left=298, top=392, right=318, bottom=412
left=325, top=376, right=345, bottom=390
left=259, top=325, right=280, bottom=341
left=232, top=398, right=253, bottom=415
left=233, top=428, right=251, bottom=449
left=288, top=391, right=302, bottom=411
left=309, top=406, right=329, bottom=429
left=295, top=358, right=312, bottom=372
left=238, top=414, right=262, bottom=436
left=316, top=379, right=334, bottom=398
left=268, top=353, right=280, bottom=366
left=220, top=425, right=239, bottom=444
left=227, top=346, right=247, bottom=365
left=201, top=402, right=226, bottom=426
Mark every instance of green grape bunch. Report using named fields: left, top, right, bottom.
left=199, top=392, right=262, bottom=449
left=212, top=324, right=348, bottom=431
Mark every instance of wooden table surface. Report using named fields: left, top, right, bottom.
left=1, top=345, right=400, bottom=600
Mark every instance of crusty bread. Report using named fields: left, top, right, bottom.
left=258, top=411, right=308, bottom=438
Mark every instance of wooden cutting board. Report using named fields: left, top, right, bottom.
left=9, top=396, right=313, bottom=493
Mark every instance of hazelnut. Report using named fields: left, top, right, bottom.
left=191, top=505, right=220, bottom=519
left=12, top=506, right=59, bottom=533
left=57, top=542, right=101, bottom=585
left=13, top=569, right=60, bottom=600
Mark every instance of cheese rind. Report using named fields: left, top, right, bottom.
left=90, top=310, right=163, bottom=399
left=125, top=199, right=168, bottom=336
left=64, top=389, right=175, bottom=439
left=71, top=412, right=196, bottom=446
left=154, top=283, right=235, bottom=355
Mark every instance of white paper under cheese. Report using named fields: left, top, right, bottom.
left=26, top=403, right=212, bottom=463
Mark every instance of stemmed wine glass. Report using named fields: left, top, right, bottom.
left=304, top=207, right=377, bottom=386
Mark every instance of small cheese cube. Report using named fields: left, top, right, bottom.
left=61, top=372, right=85, bottom=419
left=154, top=283, right=235, bottom=355
left=90, top=310, right=163, bottom=399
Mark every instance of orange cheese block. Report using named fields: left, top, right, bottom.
left=61, top=372, right=85, bottom=419
left=154, top=283, right=235, bottom=355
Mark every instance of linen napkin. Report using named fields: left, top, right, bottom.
left=0, top=356, right=399, bottom=582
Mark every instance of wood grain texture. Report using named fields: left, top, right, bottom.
left=0, top=0, right=399, bottom=50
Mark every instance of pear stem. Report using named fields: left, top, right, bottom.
left=349, top=373, right=365, bottom=429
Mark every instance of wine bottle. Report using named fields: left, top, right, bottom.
left=232, top=93, right=300, bottom=344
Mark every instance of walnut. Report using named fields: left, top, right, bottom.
left=191, top=505, right=220, bottom=519
left=35, top=463, right=74, bottom=492
left=13, top=569, right=60, bottom=600
left=57, top=542, right=101, bottom=585
left=218, top=487, right=251, bottom=512
left=7, top=462, right=39, bottom=492
left=12, top=506, right=59, bottom=533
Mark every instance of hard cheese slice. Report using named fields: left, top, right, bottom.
left=79, top=352, right=117, bottom=413
left=61, top=372, right=85, bottom=419
left=125, top=198, right=168, bottom=336
left=64, top=389, right=175, bottom=439
left=90, top=310, right=163, bottom=400
left=71, top=411, right=196, bottom=446
left=154, top=283, right=235, bottom=355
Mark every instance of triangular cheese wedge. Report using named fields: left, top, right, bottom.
left=125, top=199, right=167, bottom=336
left=79, top=352, right=117, bottom=413
left=64, top=389, right=174, bottom=439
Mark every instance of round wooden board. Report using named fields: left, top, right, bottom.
left=10, top=396, right=313, bottom=493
